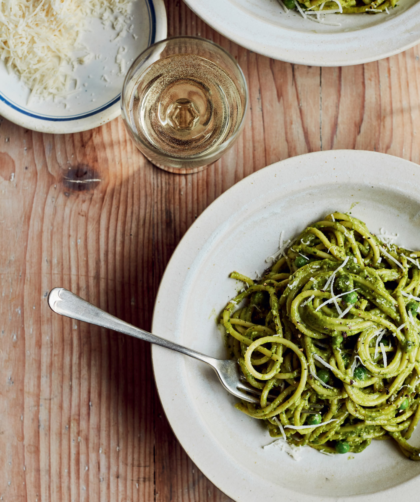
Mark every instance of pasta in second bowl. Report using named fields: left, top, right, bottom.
left=230, top=0, right=417, bottom=33
left=184, top=0, right=420, bottom=64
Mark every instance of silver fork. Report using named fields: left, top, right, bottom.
left=48, top=288, right=259, bottom=404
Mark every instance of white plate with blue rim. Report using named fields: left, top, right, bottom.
left=0, top=0, right=166, bottom=134
left=184, top=0, right=420, bottom=65
left=152, top=150, right=420, bottom=502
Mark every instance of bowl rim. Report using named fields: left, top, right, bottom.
left=182, top=0, right=420, bottom=66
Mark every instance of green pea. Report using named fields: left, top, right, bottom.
left=252, top=291, right=265, bottom=305
left=341, top=353, right=350, bottom=367
left=399, top=398, right=409, bottom=411
left=407, top=301, right=419, bottom=316
left=335, top=441, right=351, bottom=454
left=295, top=256, right=309, bottom=268
left=344, top=291, right=358, bottom=304
left=354, top=366, right=368, bottom=381
left=317, top=369, right=330, bottom=384
left=283, top=0, right=296, bottom=8
left=336, top=274, right=353, bottom=293
left=307, top=414, right=322, bottom=425
left=332, top=335, right=343, bottom=349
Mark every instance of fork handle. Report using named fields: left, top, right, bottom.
left=48, top=288, right=216, bottom=366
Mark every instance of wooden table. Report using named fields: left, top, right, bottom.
left=1, top=0, right=420, bottom=500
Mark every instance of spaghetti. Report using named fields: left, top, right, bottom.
left=279, top=0, right=395, bottom=20
left=221, top=212, right=420, bottom=459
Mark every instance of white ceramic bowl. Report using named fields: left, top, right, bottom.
left=184, top=0, right=420, bottom=65
left=152, top=150, right=420, bottom=502
left=0, top=0, right=167, bottom=134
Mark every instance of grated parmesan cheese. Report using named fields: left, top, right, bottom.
left=285, top=419, right=337, bottom=430
left=293, top=0, right=307, bottom=18
left=350, top=355, right=364, bottom=376
left=310, top=366, right=334, bottom=389
left=379, top=246, right=404, bottom=270
left=330, top=276, right=342, bottom=315
left=265, top=231, right=295, bottom=264
left=396, top=322, right=407, bottom=336
left=273, top=417, right=287, bottom=441
left=380, top=342, right=387, bottom=368
left=408, top=310, right=416, bottom=325
left=374, top=329, right=386, bottom=359
left=378, top=228, right=399, bottom=246
left=402, top=291, right=420, bottom=302
left=263, top=438, right=303, bottom=461
left=315, top=287, right=358, bottom=312
left=115, top=45, right=128, bottom=75
left=0, top=0, right=134, bottom=101
left=406, top=256, right=420, bottom=269
left=300, top=295, right=315, bottom=308
left=329, top=0, right=343, bottom=12
left=313, top=353, right=337, bottom=374
left=338, top=303, right=353, bottom=319
left=304, top=3, right=342, bottom=26
left=323, top=256, right=349, bottom=292
left=277, top=0, right=289, bottom=12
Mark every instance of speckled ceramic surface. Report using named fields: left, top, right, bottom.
left=0, top=0, right=166, bottom=134
left=184, top=0, right=420, bottom=65
left=152, top=150, right=420, bottom=502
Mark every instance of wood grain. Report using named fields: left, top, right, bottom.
left=1, top=0, right=420, bottom=500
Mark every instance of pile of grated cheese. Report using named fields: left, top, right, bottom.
left=0, top=0, right=134, bottom=102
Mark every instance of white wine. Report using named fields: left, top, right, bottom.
left=122, top=37, right=248, bottom=172
left=127, top=54, right=244, bottom=159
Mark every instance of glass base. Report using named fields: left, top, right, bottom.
left=142, top=151, right=212, bottom=175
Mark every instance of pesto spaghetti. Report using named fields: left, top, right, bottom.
left=221, top=212, right=420, bottom=459
left=278, top=0, right=396, bottom=23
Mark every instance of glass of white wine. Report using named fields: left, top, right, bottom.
left=121, top=37, right=248, bottom=174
